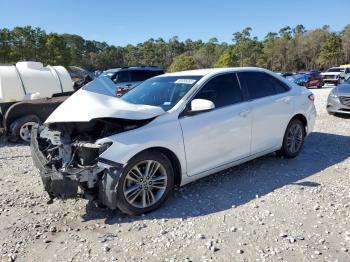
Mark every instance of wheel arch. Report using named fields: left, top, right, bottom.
left=290, top=113, right=308, bottom=134
left=128, top=146, right=182, bottom=187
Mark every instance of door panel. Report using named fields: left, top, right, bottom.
left=249, top=94, right=293, bottom=154
left=179, top=72, right=251, bottom=177
left=237, top=71, right=293, bottom=154
left=180, top=103, right=252, bottom=176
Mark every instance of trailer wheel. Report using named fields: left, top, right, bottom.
left=8, top=115, right=40, bottom=143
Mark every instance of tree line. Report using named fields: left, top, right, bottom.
left=0, top=24, right=349, bottom=72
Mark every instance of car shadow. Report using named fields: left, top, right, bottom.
left=0, top=136, right=27, bottom=149
left=332, top=113, right=350, bottom=119
left=81, top=131, right=350, bottom=224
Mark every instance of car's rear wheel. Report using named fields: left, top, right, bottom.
left=115, top=150, right=174, bottom=215
left=277, top=118, right=305, bottom=158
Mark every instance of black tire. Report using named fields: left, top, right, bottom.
left=277, top=118, right=305, bottom=159
left=8, top=115, right=40, bottom=143
left=317, top=81, right=323, bottom=88
left=115, top=150, right=174, bottom=215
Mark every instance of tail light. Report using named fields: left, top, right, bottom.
left=308, top=94, right=315, bottom=102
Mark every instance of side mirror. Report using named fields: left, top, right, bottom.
left=190, top=99, right=215, bottom=112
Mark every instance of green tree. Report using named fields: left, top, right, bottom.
left=0, top=28, right=12, bottom=63
left=319, top=33, right=343, bottom=68
left=45, top=33, right=71, bottom=65
left=214, top=47, right=239, bottom=67
left=168, top=54, right=196, bottom=72
left=342, top=24, right=350, bottom=63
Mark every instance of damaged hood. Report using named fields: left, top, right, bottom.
left=45, top=77, right=165, bottom=123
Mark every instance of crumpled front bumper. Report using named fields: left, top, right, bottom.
left=30, top=126, right=123, bottom=209
left=30, top=127, right=79, bottom=198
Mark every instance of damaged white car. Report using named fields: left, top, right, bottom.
left=31, top=68, right=316, bottom=215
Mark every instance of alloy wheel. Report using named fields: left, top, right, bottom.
left=123, top=160, right=168, bottom=208
left=287, top=123, right=303, bottom=154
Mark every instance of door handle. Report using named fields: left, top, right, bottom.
left=239, top=109, right=250, bottom=117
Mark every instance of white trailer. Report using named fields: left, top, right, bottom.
left=0, top=62, right=74, bottom=142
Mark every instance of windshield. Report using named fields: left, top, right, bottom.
left=99, top=70, right=118, bottom=78
left=327, top=68, right=344, bottom=73
left=121, top=76, right=202, bottom=110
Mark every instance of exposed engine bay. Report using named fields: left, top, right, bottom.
left=31, top=118, right=152, bottom=208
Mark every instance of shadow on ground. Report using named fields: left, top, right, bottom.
left=79, top=131, right=350, bottom=223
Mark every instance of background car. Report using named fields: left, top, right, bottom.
left=100, top=66, right=164, bottom=96
left=276, top=72, right=294, bottom=78
left=327, top=78, right=350, bottom=115
left=286, top=71, right=323, bottom=88
left=321, top=67, right=350, bottom=87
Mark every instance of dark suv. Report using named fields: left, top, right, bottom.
left=100, top=66, right=164, bottom=96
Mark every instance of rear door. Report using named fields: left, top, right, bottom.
left=237, top=71, right=293, bottom=154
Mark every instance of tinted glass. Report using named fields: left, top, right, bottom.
left=238, top=72, right=288, bottom=99
left=115, top=71, right=129, bottom=83
left=327, top=68, right=343, bottom=73
left=121, top=76, right=202, bottom=111
left=130, top=70, right=164, bottom=82
left=194, top=73, right=243, bottom=108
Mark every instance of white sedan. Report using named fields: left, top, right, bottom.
left=31, top=67, right=316, bottom=215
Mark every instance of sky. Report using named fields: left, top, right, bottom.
left=1, top=0, right=349, bottom=46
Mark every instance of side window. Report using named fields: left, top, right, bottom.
left=268, top=74, right=290, bottom=94
left=115, top=71, right=130, bottom=83
left=193, top=73, right=243, bottom=108
left=238, top=72, right=288, bottom=99
left=130, top=70, right=150, bottom=82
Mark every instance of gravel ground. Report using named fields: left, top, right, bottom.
left=0, top=88, right=350, bottom=262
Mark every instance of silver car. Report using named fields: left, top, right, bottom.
left=327, top=78, right=350, bottom=115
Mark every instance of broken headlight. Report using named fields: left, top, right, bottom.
left=73, top=142, right=112, bottom=166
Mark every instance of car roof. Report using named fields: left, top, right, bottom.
left=162, top=67, right=271, bottom=77
left=103, top=66, right=164, bottom=73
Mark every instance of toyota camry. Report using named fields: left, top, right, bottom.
left=31, top=68, right=316, bottom=215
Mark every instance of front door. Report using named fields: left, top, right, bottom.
left=179, top=73, right=252, bottom=177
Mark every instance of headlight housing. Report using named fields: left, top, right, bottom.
left=329, top=91, right=338, bottom=99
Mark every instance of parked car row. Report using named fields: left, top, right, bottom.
left=285, top=71, right=324, bottom=88
left=278, top=65, right=350, bottom=89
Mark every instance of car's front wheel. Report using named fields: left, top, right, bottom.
left=115, top=150, right=174, bottom=215
left=277, top=118, right=305, bottom=158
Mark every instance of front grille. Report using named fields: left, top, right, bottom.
left=339, top=96, right=350, bottom=106
left=323, top=75, right=336, bottom=80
